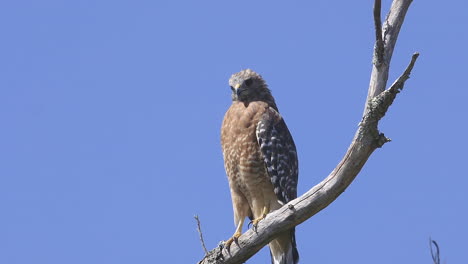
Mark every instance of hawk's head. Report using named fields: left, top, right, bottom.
left=229, top=69, right=275, bottom=106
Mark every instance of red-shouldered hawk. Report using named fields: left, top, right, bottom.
left=221, top=69, right=299, bottom=264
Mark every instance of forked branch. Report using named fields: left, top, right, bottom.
left=197, top=1, right=418, bottom=263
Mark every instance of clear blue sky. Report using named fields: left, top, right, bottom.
left=1, top=1, right=467, bottom=263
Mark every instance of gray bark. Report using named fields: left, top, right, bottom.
left=197, top=1, right=418, bottom=263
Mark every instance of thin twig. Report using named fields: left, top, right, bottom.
left=194, top=215, right=209, bottom=255
left=429, top=238, right=441, bottom=264
left=373, top=0, right=384, bottom=65
left=387, top=52, right=419, bottom=93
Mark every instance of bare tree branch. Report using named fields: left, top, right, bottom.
left=194, top=215, right=209, bottom=256
left=373, top=0, right=384, bottom=65
left=429, top=238, right=441, bottom=264
left=366, top=0, right=413, bottom=112
left=366, top=52, right=419, bottom=131
left=197, top=1, right=418, bottom=263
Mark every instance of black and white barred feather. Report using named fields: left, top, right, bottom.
left=256, top=107, right=298, bottom=204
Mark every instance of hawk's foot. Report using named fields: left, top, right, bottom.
left=248, top=213, right=266, bottom=231
left=223, top=231, right=241, bottom=252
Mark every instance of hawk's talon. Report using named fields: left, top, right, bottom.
left=223, top=231, right=241, bottom=252
left=249, top=213, right=266, bottom=231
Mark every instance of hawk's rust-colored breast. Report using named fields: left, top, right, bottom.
left=221, top=101, right=272, bottom=198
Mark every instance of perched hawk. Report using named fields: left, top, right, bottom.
left=221, top=69, right=299, bottom=264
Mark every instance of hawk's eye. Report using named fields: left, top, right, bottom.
left=244, top=78, right=253, bottom=87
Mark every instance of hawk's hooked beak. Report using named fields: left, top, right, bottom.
left=234, top=83, right=242, bottom=97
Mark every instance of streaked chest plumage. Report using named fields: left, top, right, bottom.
left=221, top=102, right=270, bottom=194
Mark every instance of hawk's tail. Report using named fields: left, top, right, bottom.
left=269, top=228, right=299, bottom=264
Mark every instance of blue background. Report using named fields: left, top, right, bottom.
left=1, top=0, right=466, bottom=263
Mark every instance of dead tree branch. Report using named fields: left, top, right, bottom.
left=373, top=0, right=384, bottom=65
left=429, top=238, right=441, bottom=264
left=194, top=215, right=209, bottom=256
left=197, top=0, right=418, bottom=263
left=366, top=0, right=413, bottom=113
